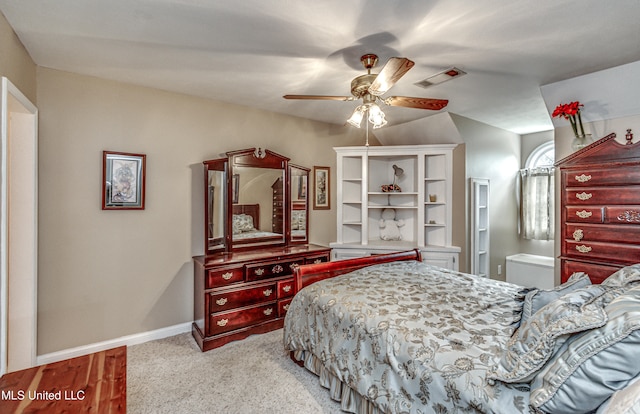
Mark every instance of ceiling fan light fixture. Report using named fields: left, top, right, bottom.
left=347, top=105, right=365, bottom=128
left=368, top=103, right=387, bottom=129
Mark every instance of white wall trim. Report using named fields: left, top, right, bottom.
left=36, top=322, right=192, bottom=365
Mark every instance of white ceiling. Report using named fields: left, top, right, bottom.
left=2, top=0, right=640, bottom=135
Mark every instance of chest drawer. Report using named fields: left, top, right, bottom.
left=563, top=167, right=640, bottom=187
left=565, top=240, right=640, bottom=264
left=564, top=187, right=640, bottom=205
left=565, top=223, right=640, bottom=243
left=245, top=258, right=304, bottom=281
left=565, top=207, right=603, bottom=223
left=561, top=259, right=620, bottom=284
left=206, top=267, right=244, bottom=288
left=209, top=282, right=277, bottom=313
left=606, top=206, right=640, bottom=224
left=208, top=303, right=277, bottom=336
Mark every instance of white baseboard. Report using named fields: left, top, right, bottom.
left=36, top=322, right=192, bottom=365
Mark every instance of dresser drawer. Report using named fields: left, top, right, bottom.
left=565, top=207, right=603, bottom=223
left=564, top=187, right=640, bottom=205
left=277, top=279, right=295, bottom=298
left=208, top=303, right=278, bottom=336
left=305, top=253, right=330, bottom=264
left=209, top=282, right=277, bottom=313
left=278, top=298, right=292, bottom=317
left=565, top=223, right=640, bottom=243
left=245, top=258, right=304, bottom=281
left=206, top=267, right=244, bottom=288
left=565, top=240, right=640, bottom=264
left=563, top=167, right=640, bottom=187
left=561, top=259, right=621, bottom=284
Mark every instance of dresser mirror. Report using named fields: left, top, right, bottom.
left=204, top=148, right=294, bottom=254
left=290, top=164, right=309, bottom=243
left=204, top=158, right=228, bottom=253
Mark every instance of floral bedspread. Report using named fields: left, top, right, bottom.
left=283, top=260, right=532, bottom=413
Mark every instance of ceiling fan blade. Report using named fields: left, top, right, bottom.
left=385, top=96, right=449, bottom=110
left=283, top=95, right=354, bottom=101
left=368, top=57, right=415, bottom=96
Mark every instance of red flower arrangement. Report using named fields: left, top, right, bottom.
left=552, top=101, right=586, bottom=138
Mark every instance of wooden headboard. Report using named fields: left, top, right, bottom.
left=233, top=204, right=260, bottom=229
left=292, top=249, right=423, bottom=293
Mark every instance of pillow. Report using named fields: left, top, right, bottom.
left=232, top=213, right=254, bottom=234
left=521, top=272, right=592, bottom=322
left=529, top=284, right=640, bottom=413
left=602, top=264, right=640, bottom=289
left=488, top=284, right=608, bottom=384
left=596, top=373, right=640, bottom=414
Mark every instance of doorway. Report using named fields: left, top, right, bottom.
left=1, top=77, right=38, bottom=375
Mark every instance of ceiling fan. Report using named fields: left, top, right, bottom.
left=283, top=54, right=449, bottom=129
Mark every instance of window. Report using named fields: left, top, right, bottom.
left=519, top=142, right=555, bottom=240
left=525, top=141, right=555, bottom=169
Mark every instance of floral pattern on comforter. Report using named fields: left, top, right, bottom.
left=283, top=260, right=532, bottom=413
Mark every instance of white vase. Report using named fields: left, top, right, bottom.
left=572, top=134, right=594, bottom=151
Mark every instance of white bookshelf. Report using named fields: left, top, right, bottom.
left=331, top=145, right=460, bottom=270
left=470, top=178, right=490, bottom=277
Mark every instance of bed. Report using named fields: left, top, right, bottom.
left=283, top=250, right=640, bottom=414
left=232, top=204, right=282, bottom=243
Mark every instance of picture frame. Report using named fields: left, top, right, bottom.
left=102, top=151, right=146, bottom=210
left=313, top=166, right=330, bottom=210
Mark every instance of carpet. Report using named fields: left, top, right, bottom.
left=127, top=329, right=342, bottom=413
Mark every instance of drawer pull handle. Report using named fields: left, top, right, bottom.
left=576, top=192, right=592, bottom=200
left=572, top=229, right=584, bottom=241
left=217, top=319, right=229, bottom=327
left=263, top=308, right=273, bottom=316
left=221, top=272, right=233, bottom=280
left=575, top=174, right=592, bottom=183
left=289, top=263, right=300, bottom=270
left=617, top=210, right=640, bottom=223
left=263, top=289, right=273, bottom=297
left=254, top=268, right=265, bottom=276
left=215, top=298, right=228, bottom=306
left=576, top=210, right=593, bottom=219
left=283, top=304, right=290, bottom=311
left=272, top=264, right=284, bottom=274
left=576, top=245, right=592, bottom=253
left=283, top=285, right=292, bottom=293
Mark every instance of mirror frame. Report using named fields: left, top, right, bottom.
left=289, top=164, right=310, bottom=244
left=203, top=148, right=294, bottom=254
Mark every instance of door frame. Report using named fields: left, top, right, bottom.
left=1, top=77, right=38, bottom=375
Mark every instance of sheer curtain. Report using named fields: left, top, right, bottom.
left=518, top=167, right=555, bottom=240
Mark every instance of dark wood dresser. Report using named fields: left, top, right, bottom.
left=557, top=131, right=640, bottom=284
left=192, top=244, right=330, bottom=351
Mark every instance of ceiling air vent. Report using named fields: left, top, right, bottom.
left=415, top=67, right=466, bottom=88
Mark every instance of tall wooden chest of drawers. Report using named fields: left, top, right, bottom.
left=192, top=244, right=330, bottom=351
left=557, top=132, right=640, bottom=284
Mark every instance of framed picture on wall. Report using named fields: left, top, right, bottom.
left=102, top=151, right=146, bottom=210
left=313, top=166, right=330, bottom=210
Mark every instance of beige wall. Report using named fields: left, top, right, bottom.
left=450, top=114, right=521, bottom=279
left=36, top=68, right=365, bottom=354
left=0, top=11, right=36, bottom=103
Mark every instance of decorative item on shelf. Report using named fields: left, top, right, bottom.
left=551, top=101, right=594, bottom=151
left=381, top=184, right=401, bottom=192
left=429, top=194, right=437, bottom=202
left=379, top=208, right=404, bottom=241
